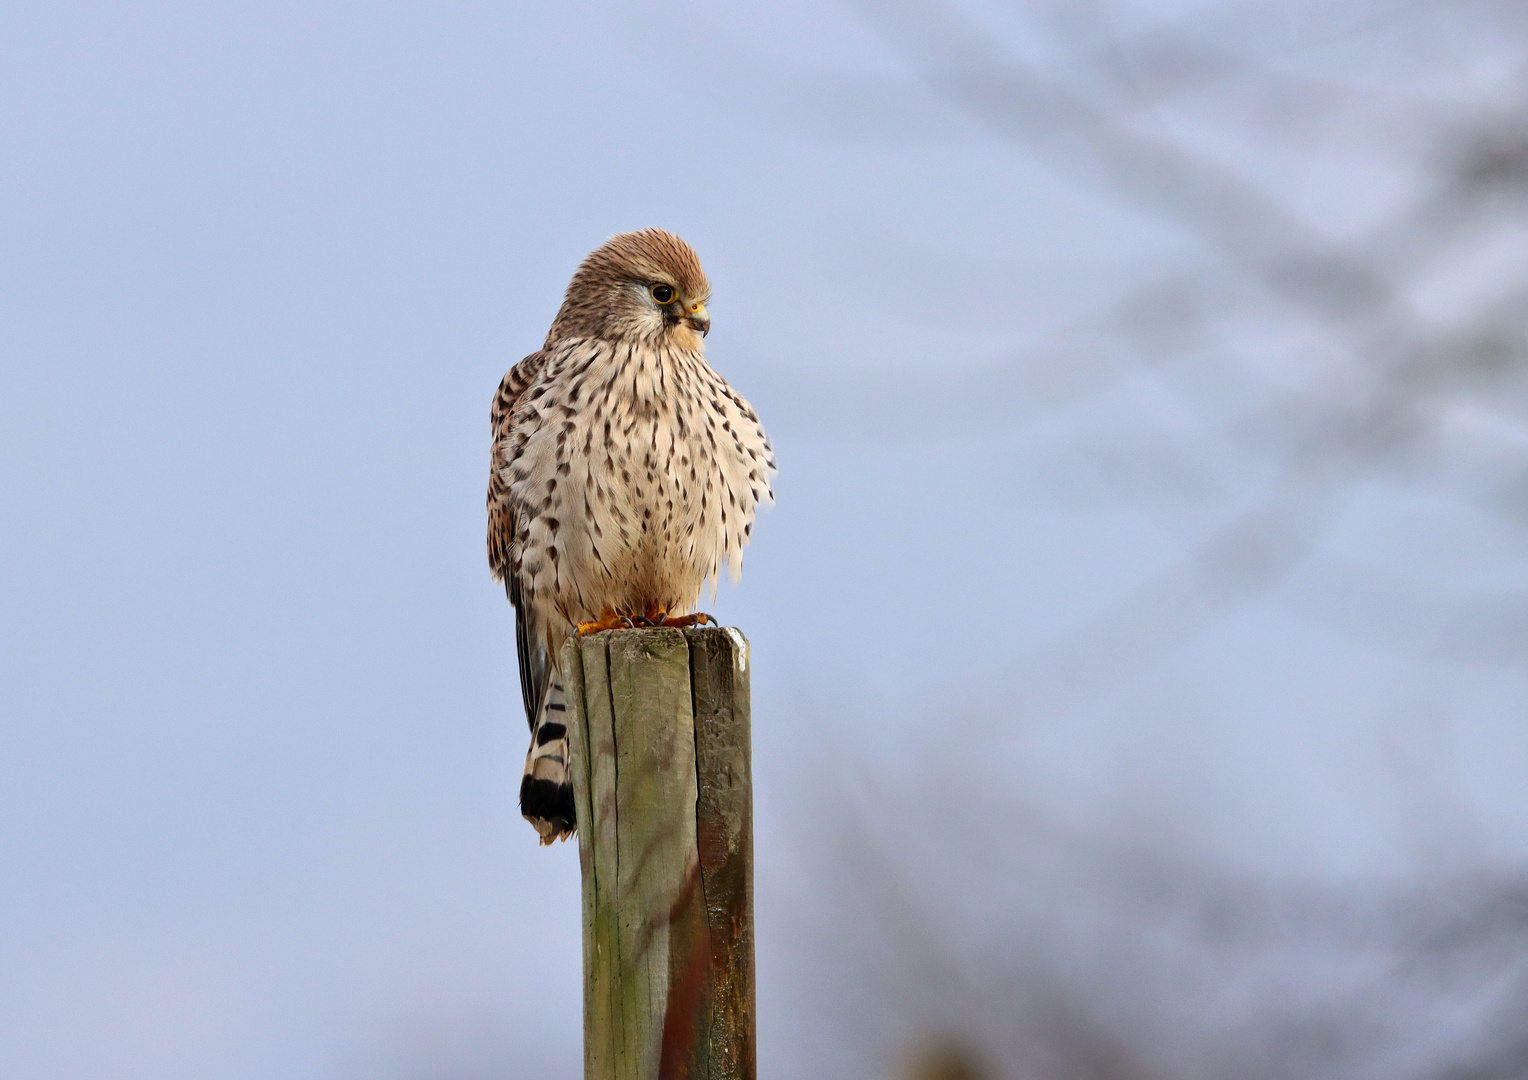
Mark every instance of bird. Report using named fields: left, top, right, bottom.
left=487, top=229, right=775, bottom=844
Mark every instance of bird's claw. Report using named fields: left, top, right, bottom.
left=576, top=610, right=717, bottom=634
left=642, top=605, right=716, bottom=629
left=575, top=613, right=636, bottom=635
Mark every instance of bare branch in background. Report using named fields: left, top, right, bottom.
left=852, top=0, right=1528, bottom=707
left=797, top=774, right=1528, bottom=1079
left=740, top=1, right=1528, bottom=1076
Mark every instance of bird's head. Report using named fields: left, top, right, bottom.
left=548, top=228, right=711, bottom=348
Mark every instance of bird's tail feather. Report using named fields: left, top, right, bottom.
left=520, top=677, right=575, bottom=844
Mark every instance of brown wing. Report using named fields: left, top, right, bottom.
left=487, top=350, right=551, bottom=729
left=487, top=350, right=550, bottom=580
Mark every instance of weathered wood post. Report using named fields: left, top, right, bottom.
left=562, top=626, right=755, bottom=1080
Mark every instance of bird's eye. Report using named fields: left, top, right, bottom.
left=650, top=284, right=676, bottom=305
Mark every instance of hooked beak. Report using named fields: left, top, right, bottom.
left=684, top=302, right=710, bottom=337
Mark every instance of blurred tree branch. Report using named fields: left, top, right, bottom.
left=843, top=0, right=1528, bottom=717
left=730, top=1, right=1528, bottom=1076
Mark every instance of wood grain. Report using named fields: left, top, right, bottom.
left=563, top=627, right=755, bottom=1080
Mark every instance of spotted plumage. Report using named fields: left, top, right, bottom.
left=487, top=229, right=775, bottom=844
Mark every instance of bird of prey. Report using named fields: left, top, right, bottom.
left=487, top=229, right=775, bottom=844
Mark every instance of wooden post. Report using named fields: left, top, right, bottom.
left=562, top=626, right=755, bottom=1080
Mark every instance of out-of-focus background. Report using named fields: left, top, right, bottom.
left=4, top=1, right=1527, bottom=1077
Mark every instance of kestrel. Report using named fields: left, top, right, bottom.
left=487, top=229, right=775, bottom=844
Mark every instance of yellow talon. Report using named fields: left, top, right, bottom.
left=574, top=609, right=717, bottom=634
left=659, top=612, right=715, bottom=629
left=576, top=612, right=635, bottom=635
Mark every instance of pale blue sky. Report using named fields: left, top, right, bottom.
left=3, top=1, right=1526, bottom=1077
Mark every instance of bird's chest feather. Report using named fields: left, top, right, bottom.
left=508, top=340, right=742, bottom=609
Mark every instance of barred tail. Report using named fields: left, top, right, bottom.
left=520, top=677, right=575, bottom=844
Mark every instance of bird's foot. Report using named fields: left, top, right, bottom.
left=632, top=604, right=715, bottom=629
left=576, top=609, right=717, bottom=634
left=659, top=612, right=715, bottom=629
left=637, top=604, right=716, bottom=629
left=575, top=611, right=636, bottom=635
